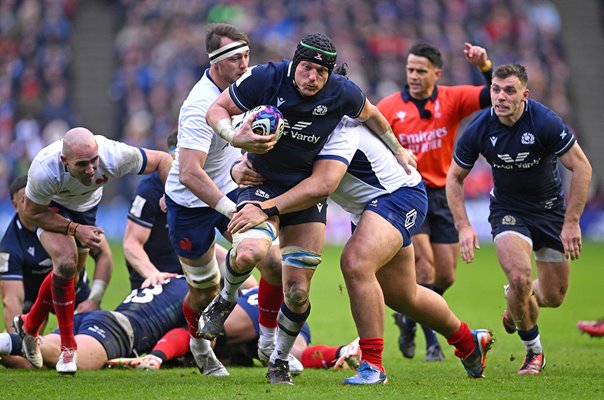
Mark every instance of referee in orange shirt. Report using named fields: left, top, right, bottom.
left=377, top=42, right=492, bottom=361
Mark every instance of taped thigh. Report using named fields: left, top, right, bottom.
left=180, top=256, right=221, bottom=289
left=534, top=247, right=567, bottom=263
left=282, top=246, right=322, bottom=270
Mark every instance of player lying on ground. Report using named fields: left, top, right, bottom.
left=1, top=276, right=360, bottom=372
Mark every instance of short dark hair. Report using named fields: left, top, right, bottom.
left=205, top=23, right=250, bottom=54
left=409, top=42, right=443, bottom=68
left=166, top=129, right=178, bottom=149
left=493, top=64, right=528, bottom=86
left=9, top=175, right=27, bottom=200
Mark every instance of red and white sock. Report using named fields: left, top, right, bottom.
left=52, top=273, right=76, bottom=350
left=23, top=272, right=54, bottom=336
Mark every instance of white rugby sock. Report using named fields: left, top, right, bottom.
left=258, top=324, right=276, bottom=349
left=522, top=334, right=543, bottom=354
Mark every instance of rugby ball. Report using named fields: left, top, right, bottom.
left=248, top=105, right=285, bottom=141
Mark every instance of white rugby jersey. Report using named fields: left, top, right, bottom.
left=317, top=117, right=422, bottom=220
left=26, top=135, right=145, bottom=212
left=165, top=69, right=240, bottom=208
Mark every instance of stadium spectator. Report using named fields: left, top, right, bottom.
left=202, top=32, right=413, bottom=385
left=109, top=0, right=572, bottom=184
left=1, top=175, right=112, bottom=332
left=13, top=127, right=172, bottom=375
left=0, top=0, right=78, bottom=197
left=446, top=63, right=592, bottom=375
left=229, top=117, right=493, bottom=385
left=378, top=41, right=493, bottom=362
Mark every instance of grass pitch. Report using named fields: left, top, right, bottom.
left=2, top=243, right=604, bottom=399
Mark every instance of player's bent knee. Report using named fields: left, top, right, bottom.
left=282, top=246, right=321, bottom=270
left=284, top=287, right=309, bottom=308
left=181, top=257, right=221, bottom=289
left=54, top=258, right=78, bottom=277
left=231, top=221, right=277, bottom=267
left=232, top=221, right=277, bottom=250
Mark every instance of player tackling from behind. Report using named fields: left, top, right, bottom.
left=446, top=63, right=592, bottom=375
left=14, top=127, right=172, bottom=375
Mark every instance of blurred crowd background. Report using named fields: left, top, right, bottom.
left=0, top=0, right=602, bottom=239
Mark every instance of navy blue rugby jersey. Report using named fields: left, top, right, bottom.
left=126, top=172, right=180, bottom=281
left=454, top=99, right=576, bottom=211
left=229, top=60, right=366, bottom=187
left=115, top=275, right=187, bottom=353
left=0, top=214, right=90, bottom=306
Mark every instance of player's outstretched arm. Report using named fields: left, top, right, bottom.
left=559, top=143, right=592, bottom=260
left=76, top=235, right=112, bottom=312
left=0, top=280, right=24, bottom=333
left=141, top=149, right=172, bottom=183
left=123, top=220, right=176, bottom=287
left=446, top=162, right=479, bottom=263
left=463, top=42, right=491, bottom=70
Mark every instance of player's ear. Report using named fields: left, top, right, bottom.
left=523, top=88, right=530, bottom=99
left=60, top=154, right=68, bottom=165
left=434, top=67, right=442, bottom=80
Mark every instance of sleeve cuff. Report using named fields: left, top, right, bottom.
left=137, top=148, right=148, bottom=175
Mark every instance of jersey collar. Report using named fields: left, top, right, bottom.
left=401, top=84, right=439, bottom=102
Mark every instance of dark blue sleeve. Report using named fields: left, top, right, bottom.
left=453, top=116, right=484, bottom=169
left=229, top=62, right=283, bottom=111
left=127, top=174, right=162, bottom=228
left=0, top=229, right=24, bottom=280
left=539, top=107, right=576, bottom=157
left=340, top=79, right=366, bottom=119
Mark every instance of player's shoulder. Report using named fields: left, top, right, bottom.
left=32, top=139, right=62, bottom=164
left=462, top=108, right=493, bottom=136
left=527, top=99, right=562, bottom=126
left=182, top=70, right=221, bottom=109
left=0, top=216, right=28, bottom=260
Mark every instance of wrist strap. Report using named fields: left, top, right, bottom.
left=215, top=196, right=236, bottom=219
left=230, top=160, right=243, bottom=183
left=250, top=202, right=280, bottom=218
left=66, top=222, right=79, bottom=236
left=214, top=118, right=236, bottom=144
left=479, top=59, right=492, bottom=73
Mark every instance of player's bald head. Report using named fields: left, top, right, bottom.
left=62, top=127, right=97, bottom=159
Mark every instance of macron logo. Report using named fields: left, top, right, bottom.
left=490, top=136, right=498, bottom=147
left=277, top=97, right=285, bottom=107
left=316, top=203, right=324, bottom=213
